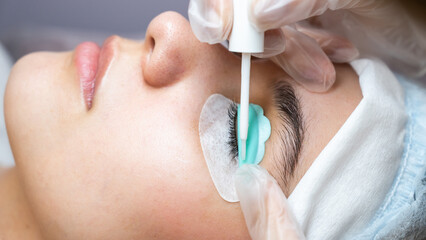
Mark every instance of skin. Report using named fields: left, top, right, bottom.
left=0, top=12, right=362, bottom=240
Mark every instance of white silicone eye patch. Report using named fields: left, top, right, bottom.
left=199, top=94, right=240, bottom=202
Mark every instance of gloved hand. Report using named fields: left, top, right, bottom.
left=234, top=164, right=305, bottom=240
left=251, top=0, right=426, bottom=79
left=188, top=0, right=426, bottom=91
left=188, top=0, right=356, bottom=92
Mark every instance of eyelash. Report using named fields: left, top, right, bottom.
left=227, top=102, right=239, bottom=160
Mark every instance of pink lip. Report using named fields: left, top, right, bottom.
left=75, top=37, right=116, bottom=109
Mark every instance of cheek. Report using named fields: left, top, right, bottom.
left=81, top=113, right=248, bottom=239
left=5, top=52, right=79, bottom=163
left=16, top=98, right=245, bottom=239
left=84, top=97, right=249, bottom=239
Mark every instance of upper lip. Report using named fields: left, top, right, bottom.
left=91, top=36, right=118, bottom=108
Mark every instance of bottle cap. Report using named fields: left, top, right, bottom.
left=229, top=0, right=264, bottom=53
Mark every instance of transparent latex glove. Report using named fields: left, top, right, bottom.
left=252, top=0, right=426, bottom=78
left=188, top=0, right=358, bottom=92
left=234, top=164, right=305, bottom=240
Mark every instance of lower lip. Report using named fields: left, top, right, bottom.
left=75, top=42, right=101, bottom=109
left=75, top=37, right=116, bottom=110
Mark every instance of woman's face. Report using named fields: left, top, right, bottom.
left=5, top=12, right=362, bottom=240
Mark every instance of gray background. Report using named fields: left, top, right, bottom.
left=0, top=0, right=189, bottom=59
left=0, top=0, right=188, bottom=36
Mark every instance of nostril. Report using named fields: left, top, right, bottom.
left=149, top=36, right=155, bottom=52
left=151, top=37, right=155, bottom=50
left=142, top=11, right=200, bottom=87
left=146, top=35, right=155, bottom=56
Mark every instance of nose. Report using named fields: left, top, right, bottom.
left=142, top=11, right=204, bottom=87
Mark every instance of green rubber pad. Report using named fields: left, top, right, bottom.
left=237, top=104, right=271, bottom=166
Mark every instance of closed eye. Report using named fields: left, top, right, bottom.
left=227, top=102, right=238, bottom=161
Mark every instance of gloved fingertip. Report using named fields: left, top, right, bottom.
left=295, top=23, right=360, bottom=64
left=317, top=35, right=359, bottom=63
left=290, top=59, right=336, bottom=93
left=249, top=0, right=292, bottom=31
left=253, top=29, right=285, bottom=58
left=188, top=0, right=233, bottom=44
left=250, top=0, right=321, bottom=32
left=326, top=45, right=359, bottom=63
left=272, top=53, right=336, bottom=93
left=276, top=27, right=337, bottom=92
left=235, top=165, right=271, bottom=197
left=235, top=164, right=253, bottom=183
left=235, top=164, right=263, bottom=183
left=308, top=64, right=336, bottom=92
left=322, top=67, right=337, bottom=92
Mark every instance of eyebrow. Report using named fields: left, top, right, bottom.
left=270, top=81, right=304, bottom=190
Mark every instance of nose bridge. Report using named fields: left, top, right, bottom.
left=142, top=11, right=202, bottom=87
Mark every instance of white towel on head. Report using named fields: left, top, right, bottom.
left=288, top=59, right=407, bottom=239
left=0, top=42, right=14, bottom=167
